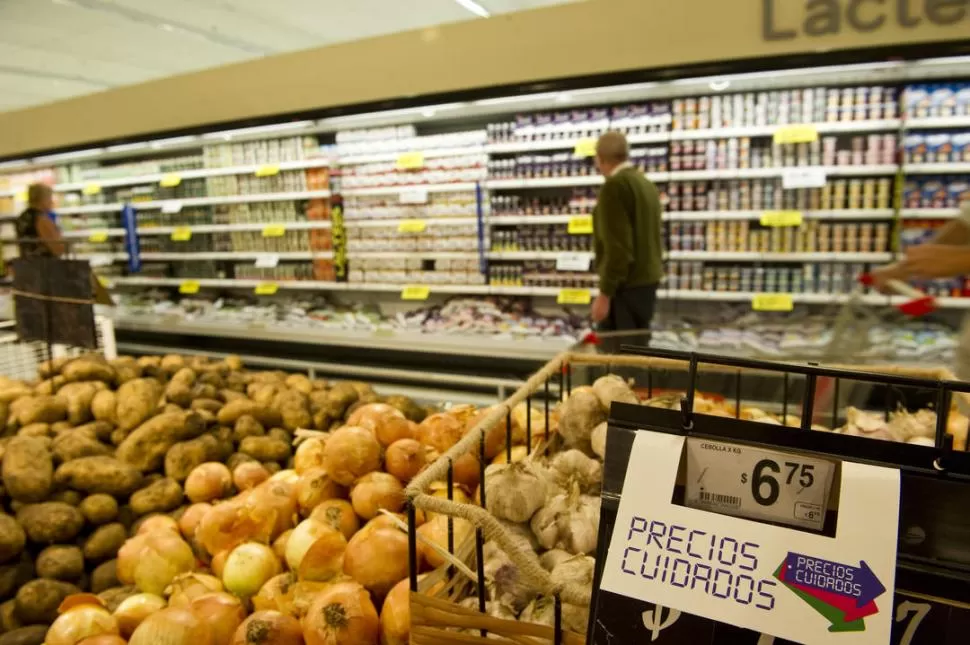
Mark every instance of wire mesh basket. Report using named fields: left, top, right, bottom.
left=0, top=315, right=117, bottom=381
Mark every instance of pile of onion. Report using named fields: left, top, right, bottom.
left=343, top=521, right=410, bottom=599
left=285, top=518, right=347, bottom=581
left=349, top=472, right=404, bottom=520
left=46, top=595, right=121, bottom=645
left=321, top=426, right=382, bottom=486
left=302, top=581, right=379, bottom=645
left=186, top=462, right=234, bottom=503
left=233, top=610, right=303, bottom=645
left=223, top=542, right=281, bottom=598
left=118, top=530, right=196, bottom=595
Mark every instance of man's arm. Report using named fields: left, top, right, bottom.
left=595, top=180, right=634, bottom=298
left=871, top=204, right=970, bottom=285
left=36, top=215, right=65, bottom=257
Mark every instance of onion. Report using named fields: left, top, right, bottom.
left=285, top=519, right=346, bottom=582
left=416, top=413, right=463, bottom=453
left=384, top=439, right=426, bottom=482
left=321, top=426, right=382, bottom=486
left=273, top=529, right=293, bottom=561
left=129, top=606, right=212, bottom=645
left=468, top=405, right=519, bottom=459
left=309, top=499, right=359, bottom=541
left=452, top=452, right=481, bottom=490
left=211, top=550, right=230, bottom=578
left=136, top=514, right=180, bottom=535
left=269, top=469, right=299, bottom=485
left=223, top=542, right=281, bottom=598
left=234, top=462, right=270, bottom=491
left=232, top=610, right=303, bottom=645
left=343, top=526, right=409, bottom=600
left=190, top=592, right=247, bottom=645
left=294, top=437, right=327, bottom=474
left=252, top=573, right=295, bottom=614
left=349, top=472, right=404, bottom=520
left=286, top=581, right=335, bottom=621
left=179, top=503, right=212, bottom=540
left=166, top=572, right=223, bottom=608
left=114, top=593, right=166, bottom=638
left=417, top=515, right=473, bottom=568
left=296, top=468, right=347, bottom=517
left=347, top=403, right=400, bottom=426
left=379, top=578, right=412, bottom=645
left=302, top=581, right=379, bottom=645
left=134, top=531, right=197, bottom=596
left=426, top=482, right=471, bottom=520
left=78, top=637, right=127, bottom=645
left=47, top=603, right=120, bottom=645
left=491, top=445, right=529, bottom=465
left=197, top=501, right=276, bottom=556
left=186, top=463, right=234, bottom=503
left=116, top=535, right=148, bottom=585
left=245, top=480, right=300, bottom=540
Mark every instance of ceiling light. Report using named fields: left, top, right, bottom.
left=421, top=109, right=436, bottom=117
left=709, top=80, right=731, bottom=92
left=454, top=0, right=490, bottom=18
left=473, top=92, right=560, bottom=106
left=148, top=135, right=198, bottom=149
left=201, top=121, right=315, bottom=140
left=33, top=148, right=105, bottom=163
left=555, top=93, right=572, bottom=103
left=320, top=102, right=466, bottom=126
left=106, top=142, right=149, bottom=153
left=159, top=23, right=175, bottom=32
left=0, top=159, right=28, bottom=170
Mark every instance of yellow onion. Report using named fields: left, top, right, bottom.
left=197, top=500, right=276, bottom=556
left=416, top=413, right=463, bottom=453
left=380, top=577, right=412, bottom=645
left=349, top=472, right=404, bottom=521
left=47, top=601, right=121, bottom=645
left=320, top=426, right=381, bottom=486
left=284, top=519, right=346, bottom=581
left=223, top=542, right=281, bottom=598
left=211, top=550, right=230, bottom=579
left=116, top=534, right=148, bottom=585
left=309, top=499, right=359, bottom=541
left=294, top=436, right=327, bottom=474
left=179, top=503, right=212, bottom=541
left=346, top=403, right=400, bottom=426
left=136, top=514, right=181, bottom=535
left=418, top=515, right=473, bottom=569
left=272, top=529, right=293, bottom=561
left=343, top=525, right=409, bottom=600
left=252, top=573, right=295, bottom=614
left=186, top=463, right=234, bottom=503
left=132, top=531, right=197, bottom=595
left=426, top=482, right=472, bottom=520
left=128, top=606, right=212, bottom=645
left=113, top=593, right=166, bottom=638
left=491, top=445, right=529, bottom=465
left=295, top=468, right=347, bottom=517
left=384, top=438, right=426, bottom=483
left=233, top=462, right=270, bottom=491
left=232, top=610, right=303, bottom=645
left=190, top=592, right=247, bottom=645
left=244, top=480, right=299, bottom=540
left=268, top=469, right=299, bottom=485
left=302, top=581, right=379, bottom=645
left=78, top=636, right=127, bottom=645
left=453, top=452, right=481, bottom=491
left=286, top=581, right=337, bottom=621
left=165, top=572, right=224, bottom=608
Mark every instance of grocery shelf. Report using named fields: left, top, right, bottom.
left=344, top=217, right=478, bottom=229
left=138, top=251, right=333, bottom=261
left=485, top=131, right=669, bottom=154
left=349, top=251, right=479, bottom=259
left=901, top=208, right=963, bottom=219
left=666, top=165, right=897, bottom=181
left=57, top=203, right=125, bottom=215
left=906, top=116, right=970, bottom=129
left=61, top=228, right=127, bottom=239
left=487, top=215, right=578, bottom=225
left=61, top=220, right=333, bottom=239
left=55, top=189, right=332, bottom=215
left=904, top=163, right=970, bottom=174
left=669, top=119, right=903, bottom=140
left=486, top=250, right=589, bottom=260
left=655, top=289, right=892, bottom=305
left=340, top=182, right=480, bottom=196
left=666, top=251, right=892, bottom=262
left=337, top=146, right=485, bottom=165
left=486, top=176, right=606, bottom=189
left=665, top=209, right=895, bottom=222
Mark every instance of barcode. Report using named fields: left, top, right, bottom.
left=699, top=490, right=741, bottom=507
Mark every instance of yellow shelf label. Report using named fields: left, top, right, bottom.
left=401, top=285, right=430, bottom=301
left=14, top=190, right=27, bottom=202
left=574, top=139, right=597, bottom=158
left=262, top=225, right=286, bottom=238
left=255, top=164, right=280, bottom=177
left=159, top=174, right=182, bottom=187
left=397, top=219, right=427, bottom=234
left=82, top=183, right=101, bottom=196
left=760, top=211, right=803, bottom=227
left=567, top=215, right=593, bottom=235
left=557, top=289, right=592, bottom=305
left=179, top=281, right=200, bottom=295
left=396, top=152, right=425, bottom=170
left=97, top=276, right=108, bottom=287
left=254, top=282, right=279, bottom=296
left=171, top=227, right=192, bottom=242
left=752, top=294, right=794, bottom=312
left=773, top=124, right=819, bottom=145
left=88, top=230, right=109, bottom=243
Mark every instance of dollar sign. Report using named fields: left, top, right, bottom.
left=641, top=605, right=681, bottom=641
left=757, top=635, right=775, bottom=645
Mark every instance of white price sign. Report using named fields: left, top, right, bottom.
left=399, top=189, right=429, bottom=205
left=161, top=201, right=183, bottom=214
left=685, top=438, right=835, bottom=531
left=555, top=252, right=593, bottom=272
left=782, top=168, right=827, bottom=189
left=254, top=254, right=280, bottom=269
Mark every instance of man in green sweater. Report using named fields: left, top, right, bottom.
left=590, top=131, right=664, bottom=330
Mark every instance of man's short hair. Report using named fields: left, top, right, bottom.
left=596, top=131, right=630, bottom=164
left=27, top=183, right=52, bottom=207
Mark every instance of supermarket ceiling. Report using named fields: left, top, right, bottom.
left=0, top=0, right=577, bottom=114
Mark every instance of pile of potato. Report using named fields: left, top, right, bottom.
left=0, top=353, right=427, bottom=645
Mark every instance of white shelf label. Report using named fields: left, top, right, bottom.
left=161, top=201, right=183, bottom=214
left=254, top=254, right=280, bottom=269
left=87, top=255, right=114, bottom=268
left=782, top=168, right=827, bottom=189
left=556, top=252, right=593, bottom=272
left=399, top=189, right=429, bottom=205
left=684, top=437, right=835, bottom=531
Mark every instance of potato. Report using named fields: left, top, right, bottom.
left=110, top=357, right=142, bottom=384
left=33, top=376, right=66, bottom=396
left=207, top=429, right=234, bottom=462
left=15, top=396, right=67, bottom=426
left=57, top=381, right=99, bottom=425
left=17, top=503, right=84, bottom=544
left=49, top=490, right=82, bottom=506
left=285, top=374, right=313, bottom=394
left=323, top=383, right=358, bottom=419
left=50, top=421, right=72, bottom=434
left=90, top=561, right=119, bottom=595
left=220, top=389, right=247, bottom=403
left=2, top=437, right=53, bottom=502
left=165, top=367, right=197, bottom=408
left=136, top=355, right=162, bottom=376
left=83, top=523, right=127, bottom=562
left=0, top=385, right=31, bottom=405
left=79, top=494, right=119, bottom=525
left=239, top=436, right=291, bottom=463
left=195, top=409, right=217, bottom=426
left=384, top=394, right=427, bottom=422
left=74, top=420, right=114, bottom=443
left=51, top=430, right=112, bottom=462
left=0, top=600, right=22, bottom=632
left=0, top=625, right=48, bottom=645
left=217, top=399, right=282, bottom=428
left=61, top=357, right=115, bottom=383
left=14, top=579, right=79, bottom=624
left=165, top=434, right=220, bottom=481
left=129, top=478, right=183, bottom=516
left=276, top=390, right=311, bottom=431
left=91, top=389, right=117, bottom=424
left=268, top=428, right=291, bottom=443
left=115, top=378, right=163, bottom=431
left=0, top=515, right=25, bottom=565
left=192, top=383, right=218, bottom=401
left=191, top=398, right=222, bottom=414
left=15, top=423, right=50, bottom=438
left=233, top=415, right=265, bottom=442
left=160, top=355, right=186, bottom=376
left=54, top=456, right=143, bottom=496
left=35, top=545, right=84, bottom=581
left=227, top=452, right=256, bottom=470
left=117, top=411, right=205, bottom=472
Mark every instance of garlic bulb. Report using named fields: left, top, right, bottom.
left=548, top=450, right=602, bottom=495
left=482, top=545, right=536, bottom=613
left=590, top=422, right=607, bottom=460
left=498, top=519, right=539, bottom=554
left=458, top=598, right=517, bottom=637
left=550, top=554, right=595, bottom=590
left=557, top=387, right=605, bottom=449
left=592, top=374, right=638, bottom=408
left=539, top=549, right=573, bottom=572
left=483, top=461, right=547, bottom=523
left=530, top=484, right=600, bottom=554
left=520, top=596, right=589, bottom=634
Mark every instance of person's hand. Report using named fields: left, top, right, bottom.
left=868, top=263, right=906, bottom=294
left=591, top=293, right=610, bottom=323
left=903, top=244, right=970, bottom=279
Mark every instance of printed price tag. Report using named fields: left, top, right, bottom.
left=87, top=255, right=114, bottom=268
left=555, top=252, right=593, bottom=272
left=401, top=285, right=430, bottom=300
left=684, top=437, right=836, bottom=531
left=399, top=189, right=429, bottom=205
left=396, top=152, right=425, bottom=170
left=557, top=289, right=592, bottom=305
left=254, top=282, right=279, bottom=296
left=752, top=293, right=794, bottom=312
left=97, top=276, right=108, bottom=287
left=254, top=254, right=280, bottom=269
left=82, top=183, right=101, bottom=196
left=773, top=124, right=819, bottom=145
left=14, top=190, right=27, bottom=202
left=88, top=230, right=109, bottom=243
left=782, top=167, right=827, bottom=189
left=159, top=174, right=182, bottom=187
left=760, top=211, right=803, bottom=227
left=179, top=281, right=200, bottom=295
left=170, top=227, right=192, bottom=242
left=397, top=219, right=427, bottom=233
left=255, top=164, right=280, bottom=177
left=262, top=225, right=286, bottom=238
left=568, top=215, right=594, bottom=235
left=161, top=201, right=183, bottom=214
left=574, top=138, right=598, bottom=157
